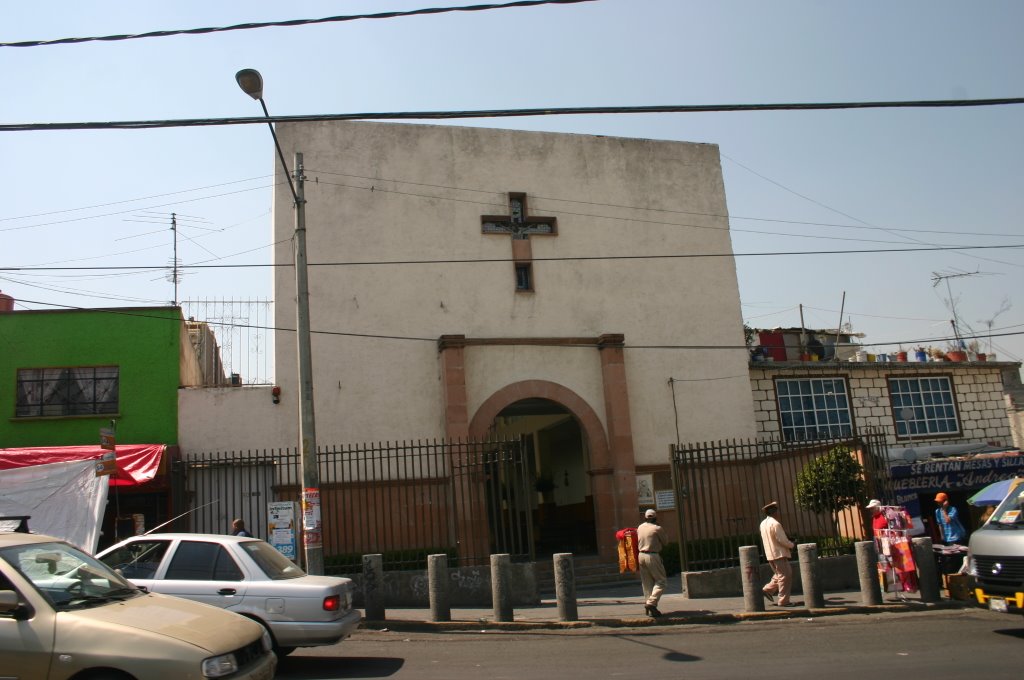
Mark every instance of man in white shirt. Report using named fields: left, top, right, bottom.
left=637, top=508, right=667, bottom=617
left=759, top=501, right=796, bottom=607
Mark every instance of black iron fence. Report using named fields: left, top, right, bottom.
left=670, top=430, right=891, bottom=571
left=171, top=437, right=532, bottom=573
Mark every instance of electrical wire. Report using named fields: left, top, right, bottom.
left=9, top=296, right=1024, bottom=352
left=307, top=166, right=1021, bottom=239
left=0, top=183, right=280, bottom=233
left=0, top=175, right=272, bottom=223
left=311, top=176, right=1003, bottom=247
left=3, top=242, right=1024, bottom=272
left=3, top=98, right=1023, bottom=133
left=0, top=1, right=598, bottom=48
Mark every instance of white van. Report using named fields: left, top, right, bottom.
left=967, top=482, right=1024, bottom=615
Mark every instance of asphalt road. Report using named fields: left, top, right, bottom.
left=275, top=608, right=1021, bottom=680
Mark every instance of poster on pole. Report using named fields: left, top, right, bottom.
left=268, top=501, right=298, bottom=560
left=301, top=488, right=322, bottom=549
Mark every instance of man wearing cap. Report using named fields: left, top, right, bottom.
left=867, top=499, right=887, bottom=534
left=759, top=501, right=796, bottom=606
left=637, top=508, right=667, bottom=617
left=934, top=492, right=966, bottom=544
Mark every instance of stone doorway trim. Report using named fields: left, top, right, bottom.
left=438, top=334, right=638, bottom=560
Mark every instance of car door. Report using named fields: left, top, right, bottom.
left=0, top=565, right=56, bottom=680
left=97, top=538, right=172, bottom=593
left=149, top=540, right=248, bottom=610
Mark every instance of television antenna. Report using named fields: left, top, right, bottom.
left=931, top=269, right=982, bottom=348
left=121, top=212, right=217, bottom=305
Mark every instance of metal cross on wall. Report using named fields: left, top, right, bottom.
left=481, top=192, right=557, bottom=291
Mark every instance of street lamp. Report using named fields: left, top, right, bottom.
left=236, top=68, right=323, bottom=575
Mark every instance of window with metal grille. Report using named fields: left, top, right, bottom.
left=776, top=377, right=853, bottom=441
left=515, top=263, right=533, bottom=291
left=889, top=376, right=960, bottom=438
left=15, top=366, right=119, bottom=417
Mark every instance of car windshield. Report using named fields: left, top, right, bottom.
left=989, top=487, right=1024, bottom=526
left=0, top=540, right=142, bottom=611
left=241, top=540, right=306, bottom=579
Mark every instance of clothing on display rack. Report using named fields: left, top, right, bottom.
left=873, top=506, right=919, bottom=593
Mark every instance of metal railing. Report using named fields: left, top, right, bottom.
left=670, top=430, right=890, bottom=571
left=172, top=437, right=531, bottom=573
left=181, top=298, right=273, bottom=385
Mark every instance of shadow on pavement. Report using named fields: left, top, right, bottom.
left=277, top=655, right=405, bottom=679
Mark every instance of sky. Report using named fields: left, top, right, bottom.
left=2, top=0, right=1023, bottom=382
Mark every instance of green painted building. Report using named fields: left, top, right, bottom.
left=0, top=304, right=225, bottom=547
left=0, top=306, right=207, bottom=448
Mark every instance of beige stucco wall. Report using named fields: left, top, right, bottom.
left=750, top=361, right=1018, bottom=448
left=178, top=386, right=290, bottom=452
left=261, top=122, right=755, bottom=464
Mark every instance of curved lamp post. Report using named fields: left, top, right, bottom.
left=236, top=69, right=323, bottom=575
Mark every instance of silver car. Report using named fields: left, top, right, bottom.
left=97, top=533, right=361, bottom=655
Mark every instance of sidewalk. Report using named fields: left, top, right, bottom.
left=362, top=581, right=974, bottom=632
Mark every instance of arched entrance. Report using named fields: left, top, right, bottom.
left=469, top=381, right=612, bottom=558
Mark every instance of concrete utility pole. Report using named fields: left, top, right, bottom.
left=236, top=69, right=322, bottom=575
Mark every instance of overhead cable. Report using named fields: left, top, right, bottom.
left=3, top=98, right=1023, bottom=133
left=2, top=242, right=1023, bottom=272
left=0, top=0, right=597, bottom=48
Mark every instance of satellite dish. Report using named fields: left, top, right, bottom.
left=903, top=448, right=918, bottom=462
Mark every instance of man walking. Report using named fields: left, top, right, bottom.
left=759, top=501, right=796, bottom=607
left=230, top=518, right=252, bottom=537
left=637, top=508, right=667, bottom=617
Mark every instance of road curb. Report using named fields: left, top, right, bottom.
left=359, top=600, right=973, bottom=633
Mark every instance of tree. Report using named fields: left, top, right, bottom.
left=794, top=445, right=866, bottom=535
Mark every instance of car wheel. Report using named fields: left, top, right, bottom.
left=246, top=616, right=294, bottom=656
left=80, top=671, right=135, bottom=680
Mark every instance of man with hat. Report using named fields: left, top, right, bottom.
left=759, top=501, right=796, bottom=606
left=637, top=508, right=667, bottom=617
left=934, top=492, right=965, bottom=544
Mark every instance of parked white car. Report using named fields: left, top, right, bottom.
left=1, top=531, right=276, bottom=679
left=97, top=533, right=361, bottom=655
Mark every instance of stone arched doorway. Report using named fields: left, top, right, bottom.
left=469, top=381, right=612, bottom=558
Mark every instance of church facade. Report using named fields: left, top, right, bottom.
left=263, top=121, right=757, bottom=558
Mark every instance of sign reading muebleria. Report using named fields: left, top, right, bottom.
left=890, top=454, right=1024, bottom=493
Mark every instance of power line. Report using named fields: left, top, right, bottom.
left=10, top=296, right=1024, bottom=352
left=0, top=175, right=272, bottom=223
left=313, top=176, right=1009, bottom=248
left=0, top=183, right=279, bottom=233
left=308, top=172, right=1020, bottom=241
left=3, top=242, right=1023, bottom=272
left=0, top=0, right=597, bottom=48
left=3, top=98, right=1023, bottom=133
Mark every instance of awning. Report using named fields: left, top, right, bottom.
left=0, top=444, right=165, bottom=486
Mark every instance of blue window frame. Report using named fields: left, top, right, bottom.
left=889, top=376, right=960, bottom=438
left=776, top=377, right=853, bottom=442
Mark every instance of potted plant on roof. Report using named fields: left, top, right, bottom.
left=945, top=343, right=967, bottom=362
left=966, top=339, right=986, bottom=361
left=928, top=346, right=946, bottom=362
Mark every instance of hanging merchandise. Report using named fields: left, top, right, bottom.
left=874, top=505, right=919, bottom=596
left=616, top=527, right=639, bottom=573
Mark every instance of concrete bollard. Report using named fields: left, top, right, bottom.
left=797, top=543, right=824, bottom=608
left=427, top=554, right=451, bottom=622
left=854, top=540, right=882, bottom=605
left=362, top=554, right=385, bottom=621
left=911, top=537, right=941, bottom=603
left=490, top=553, right=513, bottom=622
left=553, top=553, right=578, bottom=622
left=739, top=545, right=765, bottom=613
